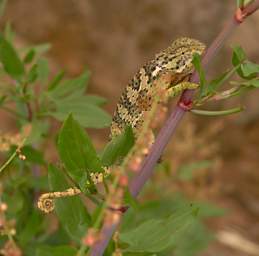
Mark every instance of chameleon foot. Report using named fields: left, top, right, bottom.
left=178, top=100, right=193, bottom=111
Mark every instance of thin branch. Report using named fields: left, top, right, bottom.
left=89, top=1, right=259, bottom=255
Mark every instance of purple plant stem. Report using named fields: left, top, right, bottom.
left=90, top=2, right=259, bottom=255
left=130, top=12, right=238, bottom=198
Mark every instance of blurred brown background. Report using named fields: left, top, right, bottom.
left=2, top=1, right=259, bottom=255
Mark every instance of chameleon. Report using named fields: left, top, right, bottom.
left=110, top=37, right=205, bottom=138
left=37, top=37, right=205, bottom=213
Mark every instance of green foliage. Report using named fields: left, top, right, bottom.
left=0, top=8, right=257, bottom=256
left=101, top=126, right=135, bottom=166
left=0, top=32, right=25, bottom=80
left=193, top=45, right=259, bottom=116
left=0, top=22, right=112, bottom=254
left=58, top=114, right=103, bottom=192
left=36, top=245, right=77, bottom=256
left=48, top=164, right=91, bottom=242
left=46, top=71, right=111, bottom=128
left=120, top=196, right=222, bottom=255
left=192, top=53, right=207, bottom=98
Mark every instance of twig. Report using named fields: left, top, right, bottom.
left=89, top=2, right=259, bottom=255
left=0, top=138, right=26, bottom=173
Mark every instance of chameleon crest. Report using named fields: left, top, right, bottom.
left=111, top=37, right=205, bottom=137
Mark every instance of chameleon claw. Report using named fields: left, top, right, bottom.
left=178, top=100, right=193, bottom=111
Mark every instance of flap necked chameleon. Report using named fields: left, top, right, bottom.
left=37, top=37, right=205, bottom=213
left=111, top=37, right=205, bottom=138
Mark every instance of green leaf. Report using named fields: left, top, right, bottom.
left=4, top=22, right=14, bottom=43
left=84, top=95, right=108, bottom=106
left=120, top=204, right=198, bottom=253
left=25, top=120, right=49, bottom=144
left=21, top=145, right=45, bottom=165
left=121, top=196, right=222, bottom=255
left=248, top=79, right=259, bottom=87
left=124, top=188, right=139, bottom=210
left=36, top=245, right=77, bottom=256
left=241, top=61, right=259, bottom=78
left=48, top=71, right=65, bottom=90
left=171, top=221, right=213, bottom=256
left=23, top=49, right=36, bottom=64
left=0, top=33, right=25, bottom=80
left=47, top=71, right=89, bottom=99
left=22, top=43, right=51, bottom=57
left=193, top=201, right=226, bottom=218
left=18, top=211, right=43, bottom=246
left=37, top=58, right=49, bottom=83
left=192, top=53, right=206, bottom=98
left=232, top=46, right=246, bottom=66
left=51, top=98, right=111, bottom=128
left=232, top=46, right=246, bottom=78
left=48, top=164, right=91, bottom=242
left=27, top=64, right=38, bottom=84
left=58, top=114, right=103, bottom=188
left=101, top=126, right=135, bottom=166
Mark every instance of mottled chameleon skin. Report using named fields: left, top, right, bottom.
left=111, top=37, right=205, bottom=137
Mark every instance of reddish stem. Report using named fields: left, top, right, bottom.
left=90, top=2, right=259, bottom=255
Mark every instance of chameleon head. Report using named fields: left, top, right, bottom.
left=160, top=37, right=206, bottom=74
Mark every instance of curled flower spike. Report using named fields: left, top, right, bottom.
left=37, top=187, right=81, bottom=213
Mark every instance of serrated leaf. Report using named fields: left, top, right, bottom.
left=36, top=245, right=77, bottom=256
left=58, top=114, right=103, bottom=188
left=51, top=97, right=111, bottom=128
left=101, top=126, right=134, bottom=166
left=0, top=33, right=25, bottom=80
left=48, top=164, right=91, bottom=242
left=120, top=204, right=198, bottom=253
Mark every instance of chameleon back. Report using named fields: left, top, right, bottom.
left=110, top=37, right=205, bottom=137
